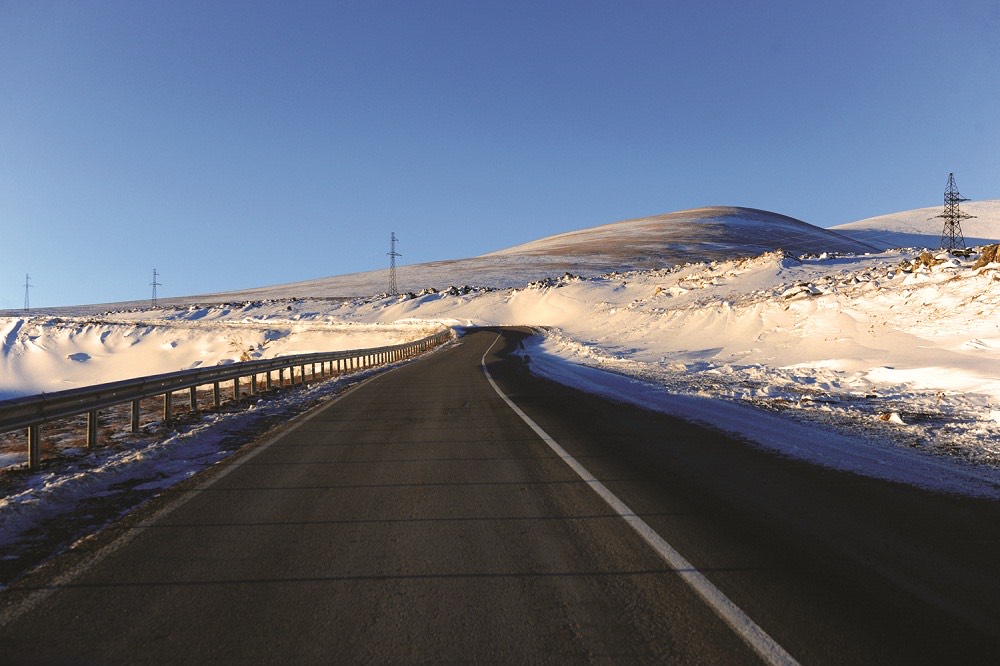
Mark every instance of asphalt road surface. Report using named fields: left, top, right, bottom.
left=1, top=328, right=998, bottom=663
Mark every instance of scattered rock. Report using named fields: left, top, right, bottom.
left=916, top=251, right=944, bottom=268
left=972, top=244, right=1000, bottom=270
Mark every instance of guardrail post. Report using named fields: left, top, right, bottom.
left=87, top=410, right=99, bottom=449
left=164, top=392, right=173, bottom=425
left=189, top=387, right=198, bottom=413
left=251, top=374, right=258, bottom=394
left=28, top=425, right=40, bottom=470
left=232, top=377, right=240, bottom=401
left=301, top=364, right=307, bottom=384
left=131, top=400, right=141, bottom=432
left=213, top=382, right=221, bottom=408
left=266, top=370, right=273, bottom=390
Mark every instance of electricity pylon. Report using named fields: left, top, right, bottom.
left=388, top=233, right=402, bottom=295
left=151, top=269, right=162, bottom=308
left=23, top=274, right=31, bottom=314
left=935, top=172, right=974, bottom=251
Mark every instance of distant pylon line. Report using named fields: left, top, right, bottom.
left=388, top=232, right=402, bottom=295
left=150, top=268, right=162, bottom=308
left=934, top=172, right=974, bottom=251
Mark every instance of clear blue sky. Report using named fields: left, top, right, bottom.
left=2, top=0, right=998, bottom=307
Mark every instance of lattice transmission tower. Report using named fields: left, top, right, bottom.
left=23, top=274, right=31, bottom=315
left=150, top=268, right=162, bottom=308
left=388, top=232, right=402, bottom=295
left=935, top=172, right=975, bottom=251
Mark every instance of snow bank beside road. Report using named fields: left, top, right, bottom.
left=524, top=335, right=1000, bottom=499
left=0, top=314, right=439, bottom=399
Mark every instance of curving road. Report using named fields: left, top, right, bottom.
left=0, top=328, right=998, bottom=663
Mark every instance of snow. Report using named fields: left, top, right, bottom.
left=521, top=340, right=999, bottom=498
left=4, top=204, right=1000, bottom=568
left=0, top=312, right=441, bottom=399
left=831, top=199, right=1000, bottom=250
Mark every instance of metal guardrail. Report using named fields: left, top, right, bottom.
left=0, top=329, right=452, bottom=470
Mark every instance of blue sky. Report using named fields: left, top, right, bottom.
left=2, top=1, right=998, bottom=307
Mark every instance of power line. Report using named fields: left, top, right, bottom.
left=935, top=172, right=974, bottom=251
left=388, top=232, right=402, bottom=295
left=150, top=268, right=162, bottom=308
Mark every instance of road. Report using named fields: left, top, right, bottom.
left=1, top=328, right=998, bottom=663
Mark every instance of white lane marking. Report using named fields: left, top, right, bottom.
left=0, top=371, right=387, bottom=627
left=481, top=334, right=799, bottom=666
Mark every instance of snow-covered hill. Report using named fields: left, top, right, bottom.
left=4, top=207, right=877, bottom=316
left=831, top=200, right=1000, bottom=250
left=488, top=206, right=876, bottom=262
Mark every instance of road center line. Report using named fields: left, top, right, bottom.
left=481, top=334, right=799, bottom=666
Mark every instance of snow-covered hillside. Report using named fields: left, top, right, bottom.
left=832, top=200, right=1000, bottom=249
left=2, top=207, right=876, bottom=316
left=487, top=206, right=876, bottom=262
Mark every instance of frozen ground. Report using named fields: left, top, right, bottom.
left=3, top=204, right=1000, bottom=579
